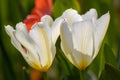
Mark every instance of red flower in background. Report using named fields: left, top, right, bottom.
left=23, top=0, right=52, bottom=31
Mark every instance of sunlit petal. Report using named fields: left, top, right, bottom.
left=93, top=12, right=110, bottom=59
left=5, top=25, right=26, bottom=55
left=71, top=49, right=92, bottom=70
left=82, top=8, right=97, bottom=21
left=41, top=15, right=53, bottom=27
left=29, top=22, right=52, bottom=69
left=51, top=18, right=64, bottom=44
left=15, top=22, right=42, bottom=68
left=72, top=21, right=94, bottom=57
left=60, top=21, right=75, bottom=65
left=62, top=9, right=83, bottom=25
left=5, top=25, right=41, bottom=70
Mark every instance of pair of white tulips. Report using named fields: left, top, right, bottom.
left=5, top=8, right=110, bottom=71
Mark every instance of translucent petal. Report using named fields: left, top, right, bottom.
left=93, top=12, right=110, bottom=59
left=29, top=22, right=54, bottom=68
left=5, top=24, right=40, bottom=70
left=15, top=22, right=41, bottom=67
left=82, top=8, right=97, bottom=22
left=62, top=9, right=83, bottom=26
left=51, top=17, right=64, bottom=44
left=5, top=25, right=26, bottom=55
left=41, top=15, right=53, bottom=27
left=72, top=21, right=94, bottom=57
left=60, top=21, right=75, bottom=65
left=71, top=49, right=92, bottom=70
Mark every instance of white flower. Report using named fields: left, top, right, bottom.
left=60, top=9, right=110, bottom=70
left=5, top=15, right=63, bottom=71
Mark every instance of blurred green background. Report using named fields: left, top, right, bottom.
left=0, top=0, right=120, bottom=80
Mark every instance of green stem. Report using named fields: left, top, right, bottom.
left=80, top=70, right=86, bottom=80
left=43, top=72, right=48, bottom=80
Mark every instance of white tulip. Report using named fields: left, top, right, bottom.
left=60, top=9, right=110, bottom=70
left=5, top=15, right=63, bottom=71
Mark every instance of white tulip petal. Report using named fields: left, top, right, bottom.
left=94, top=12, right=110, bottom=59
left=62, top=9, right=83, bottom=25
left=41, top=15, right=53, bottom=27
left=29, top=22, right=53, bottom=68
left=15, top=22, right=37, bottom=55
left=15, top=22, right=41, bottom=67
left=71, top=49, right=92, bottom=70
left=37, top=22, right=56, bottom=60
left=61, top=43, right=76, bottom=66
left=82, top=8, right=97, bottom=22
left=51, top=17, right=64, bottom=44
left=60, top=21, right=75, bottom=65
left=5, top=25, right=41, bottom=70
left=5, top=25, right=26, bottom=55
left=40, top=16, right=59, bottom=61
left=33, top=22, right=52, bottom=46
left=50, top=43, right=56, bottom=62
left=72, top=21, right=94, bottom=57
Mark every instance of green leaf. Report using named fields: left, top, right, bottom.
left=52, top=0, right=80, bottom=18
left=104, top=44, right=117, bottom=67
left=100, top=63, right=120, bottom=80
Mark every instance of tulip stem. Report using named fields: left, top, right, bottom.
left=80, top=70, right=86, bottom=80
left=43, top=72, right=48, bottom=80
